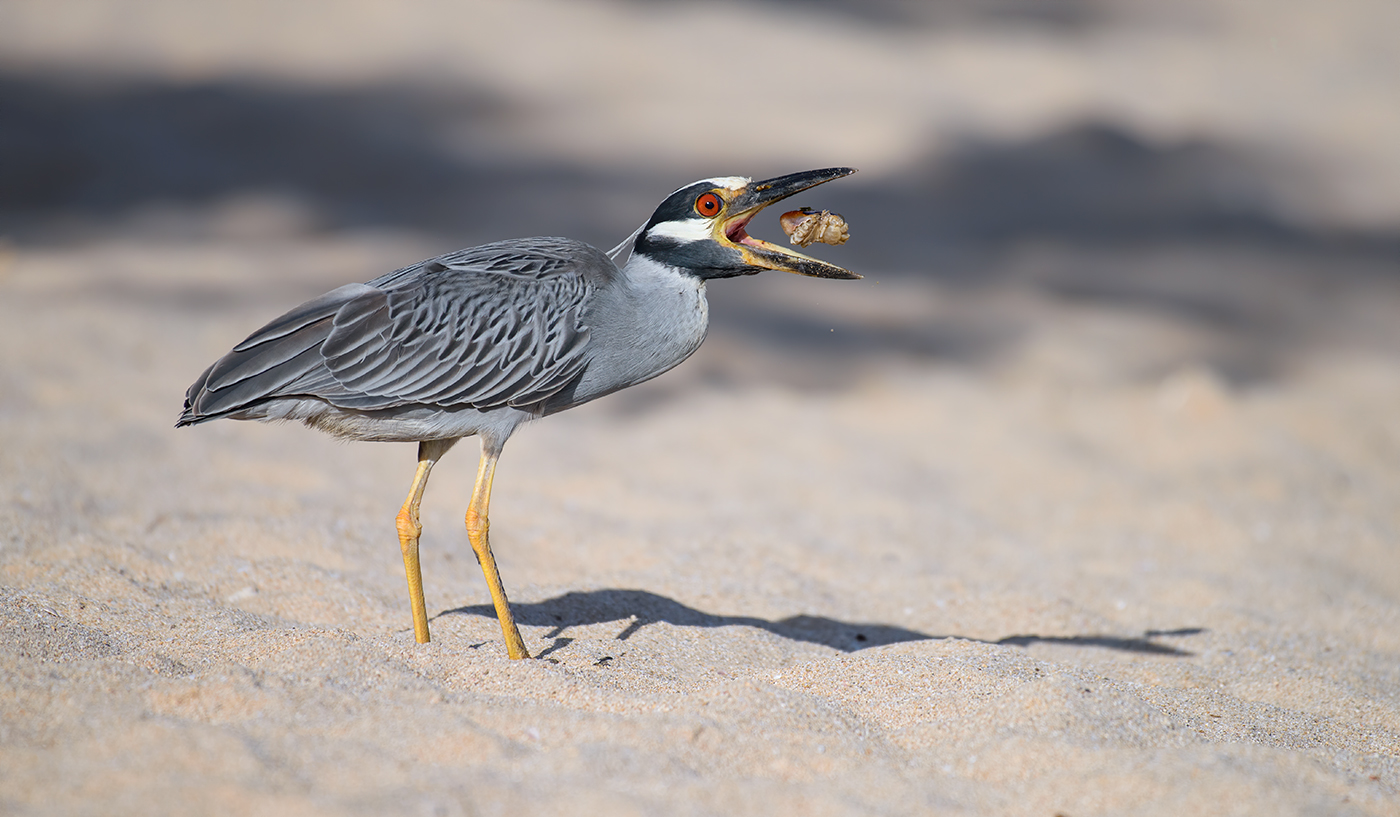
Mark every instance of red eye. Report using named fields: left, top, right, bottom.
left=695, top=192, right=722, bottom=218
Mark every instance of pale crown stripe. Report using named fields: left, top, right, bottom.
left=668, top=176, right=751, bottom=196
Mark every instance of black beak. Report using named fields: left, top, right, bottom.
left=719, top=168, right=859, bottom=280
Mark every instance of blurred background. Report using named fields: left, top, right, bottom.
left=3, top=0, right=1398, bottom=396
left=3, top=6, right=1399, bottom=811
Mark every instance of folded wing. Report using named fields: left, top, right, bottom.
left=178, top=238, right=604, bottom=425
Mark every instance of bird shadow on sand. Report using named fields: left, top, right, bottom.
left=439, top=588, right=1202, bottom=657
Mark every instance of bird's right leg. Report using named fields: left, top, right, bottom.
left=395, top=439, right=456, bottom=644
left=465, top=443, right=530, bottom=659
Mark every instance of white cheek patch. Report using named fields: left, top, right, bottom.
left=646, top=218, right=715, bottom=244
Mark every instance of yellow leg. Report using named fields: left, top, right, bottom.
left=466, top=446, right=529, bottom=659
left=395, top=441, right=451, bottom=644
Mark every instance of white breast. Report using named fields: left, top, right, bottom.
left=567, top=254, right=711, bottom=404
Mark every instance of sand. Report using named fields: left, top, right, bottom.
left=2, top=1, right=1398, bottom=815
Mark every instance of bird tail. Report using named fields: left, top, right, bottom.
left=176, top=283, right=378, bottom=428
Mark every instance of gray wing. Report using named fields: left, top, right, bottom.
left=179, top=237, right=611, bottom=424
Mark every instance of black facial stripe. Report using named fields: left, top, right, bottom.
left=635, top=229, right=742, bottom=271
left=642, top=181, right=726, bottom=233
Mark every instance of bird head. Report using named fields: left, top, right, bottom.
left=632, top=168, right=860, bottom=280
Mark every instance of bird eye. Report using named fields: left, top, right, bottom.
left=695, top=192, right=723, bottom=218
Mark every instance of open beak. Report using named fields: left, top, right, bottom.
left=718, top=167, right=861, bottom=280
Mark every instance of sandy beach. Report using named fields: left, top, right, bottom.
left=2, top=1, right=1398, bottom=814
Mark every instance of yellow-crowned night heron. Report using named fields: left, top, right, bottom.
left=178, top=168, right=859, bottom=659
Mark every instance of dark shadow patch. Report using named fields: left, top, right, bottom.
left=533, top=636, right=573, bottom=660
left=694, top=123, right=1400, bottom=391
left=621, top=0, right=1171, bottom=33
left=994, top=633, right=1192, bottom=656
left=811, top=124, right=1400, bottom=275
left=440, top=588, right=1201, bottom=657
left=0, top=73, right=654, bottom=245
left=7, top=70, right=1398, bottom=392
left=7, top=73, right=1395, bottom=262
left=1144, top=627, right=1207, bottom=638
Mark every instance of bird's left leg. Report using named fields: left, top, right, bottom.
left=466, top=442, right=530, bottom=659
left=395, top=438, right=456, bottom=644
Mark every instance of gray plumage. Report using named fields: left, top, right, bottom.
left=178, top=236, right=706, bottom=450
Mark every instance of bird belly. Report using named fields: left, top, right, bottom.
left=230, top=397, right=534, bottom=444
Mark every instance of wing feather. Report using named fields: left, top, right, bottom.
left=178, top=237, right=611, bottom=425
left=231, top=284, right=377, bottom=351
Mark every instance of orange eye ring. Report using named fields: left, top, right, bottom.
left=695, top=192, right=723, bottom=218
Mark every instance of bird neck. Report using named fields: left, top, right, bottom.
left=622, top=250, right=708, bottom=285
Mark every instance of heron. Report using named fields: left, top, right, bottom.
left=178, top=167, right=859, bottom=659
